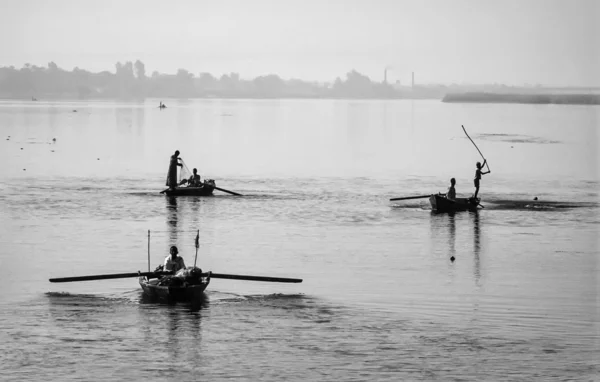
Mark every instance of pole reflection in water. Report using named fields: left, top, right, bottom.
left=471, top=210, right=481, bottom=287
left=448, top=212, right=456, bottom=262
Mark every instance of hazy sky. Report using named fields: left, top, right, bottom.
left=1, top=0, right=598, bottom=86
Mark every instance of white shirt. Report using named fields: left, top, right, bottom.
left=163, top=255, right=186, bottom=272
left=447, top=186, right=456, bottom=200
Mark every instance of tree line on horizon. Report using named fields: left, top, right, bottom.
left=0, top=60, right=451, bottom=100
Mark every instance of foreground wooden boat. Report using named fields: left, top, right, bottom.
left=49, top=230, right=301, bottom=304
left=139, top=267, right=210, bottom=302
left=429, top=194, right=480, bottom=213
left=51, top=254, right=300, bottom=306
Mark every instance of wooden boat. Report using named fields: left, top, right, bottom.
left=139, top=267, right=210, bottom=303
left=49, top=229, right=302, bottom=305
left=429, top=194, right=480, bottom=213
left=163, top=179, right=216, bottom=197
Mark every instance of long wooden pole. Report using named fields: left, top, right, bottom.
left=462, top=125, right=491, bottom=172
left=390, top=195, right=431, bottom=201
left=214, top=186, right=243, bottom=196
left=50, top=271, right=170, bottom=283
left=194, top=230, right=199, bottom=267
left=205, top=272, right=302, bottom=283
left=147, top=230, right=151, bottom=272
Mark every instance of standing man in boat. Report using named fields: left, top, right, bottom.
left=166, top=150, right=183, bottom=190
left=473, top=160, right=490, bottom=199
left=447, top=178, right=456, bottom=200
left=163, top=246, right=186, bottom=272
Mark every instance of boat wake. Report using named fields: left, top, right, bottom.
left=484, top=199, right=597, bottom=211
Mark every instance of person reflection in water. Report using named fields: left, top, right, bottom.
left=447, top=178, right=456, bottom=201
left=163, top=246, right=186, bottom=273
left=166, top=150, right=183, bottom=190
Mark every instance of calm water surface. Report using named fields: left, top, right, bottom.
left=0, top=99, right=598, bottom=381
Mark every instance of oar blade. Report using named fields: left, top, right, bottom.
left=214, top=186, right=243, bottom=196
left=49, top=271, right=162, bottom=283
left=208, top=272, right=302, bottom=283
left=390, top=195, right=432, bottom=201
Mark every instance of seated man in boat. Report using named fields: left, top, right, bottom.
left=163, top=245, right=186, bottom=273
left=188, top=168, right=202, bottom=187
left=447, top=178, right=456, bottom=200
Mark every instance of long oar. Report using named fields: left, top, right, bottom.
left=390, top=195, right=432, bottom=201
left=49, top=271, right=171, bottom=283
left=462, top=125, right=491, bottom=172
left=206, top=272, right=302, bottom=283
left=214, top=186, right=243, bottom=196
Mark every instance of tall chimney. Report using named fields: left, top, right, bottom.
left=412, top=72, right=415, bottom=89
left=384, top=68, right=387, bottom=84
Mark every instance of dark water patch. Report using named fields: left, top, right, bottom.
left=390, top=203, right=429, bottom=210
left=45, top=291, right=134, bottom=306
left=443, top=92, right=600, bottom=105
left=475, top=133, right=561, bottom=144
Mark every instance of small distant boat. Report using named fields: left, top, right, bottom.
left=139, top=268, right=210, bottom=302
left=429, top=194, right=480, bottom=213
left=163, top=180, right=216, bottom=196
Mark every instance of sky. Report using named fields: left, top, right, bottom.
left=0, top=0, right=598, bottom=86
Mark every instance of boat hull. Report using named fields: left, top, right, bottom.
left=163, top=180, right=216, bottom=196
left=139, top=276, right=210, bottom=302
left=429, top=194, right=479, bottom=213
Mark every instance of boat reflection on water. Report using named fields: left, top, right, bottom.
left=430, top=209, right=483, bottom=286
left=166, top=196, right=178, bottom=246
left=137, top=297, right=206, bottom=364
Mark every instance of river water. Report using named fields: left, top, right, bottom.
left=0, top=99, right=598, bottom=381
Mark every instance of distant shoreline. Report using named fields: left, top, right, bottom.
left=2, top=93, right=600, bottom=104
left=0, top=95, right=443, bottom=101
left=442, top=92, right=600, bottom=105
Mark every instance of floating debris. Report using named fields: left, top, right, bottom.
left=450, top=256, right=455, bottom=262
